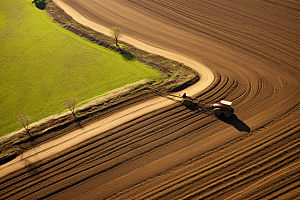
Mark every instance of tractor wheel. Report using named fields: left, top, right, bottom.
left=182, top=99, right=192, bottom=106
left=213, top=108, right=222, bottom=116
left=230, top=108, right=235, bottom=114
left=224, top=110, right=233, bottom=118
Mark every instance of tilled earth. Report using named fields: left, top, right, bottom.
left=1, top=0, right=299, bottom=199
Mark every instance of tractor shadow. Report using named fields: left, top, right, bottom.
left=184, top=103, right=199, bottom=111
left=217, top=114, right=250, bottom=132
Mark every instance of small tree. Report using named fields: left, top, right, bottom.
left=111, top=27, right=121, bottom=47
left=17, top=114, right=32, bottom=135
left=65, top=98, right=79, bottom=118
left=32, top=0, right=46, bottom=10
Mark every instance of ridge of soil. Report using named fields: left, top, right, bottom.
left=1, top=0, right=299, bottom=199
left=0, top=0, right=199, bottom=165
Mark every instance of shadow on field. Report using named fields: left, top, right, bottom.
left=32, top=0, right=46, bottom=10
left=217, top=114, right=250, bottom=132
left=21, top=154, right=40, bottom=176
left=184, top=103, right=199, bottom=111
left=120, top=48, right=134, bottom=61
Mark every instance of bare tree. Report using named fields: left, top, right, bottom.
left=111, top=27, right=121, bottom=47
left=64, top=98, right=79, bottom=118
left=17, top=114, right=32, bottom=135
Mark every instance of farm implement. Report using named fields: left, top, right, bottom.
left=152, top=89, right=234, bottom=117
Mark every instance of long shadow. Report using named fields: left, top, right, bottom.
left=21, top=155, right=40, bottom=176
left=184, top=103, right=199, bottom=111
left=217, top=114, right=250, bottom=132
left=75, top=120, right=84, bottom=129
left=32, top=0, right=46, bottom=10
left=120, top=48, right=134, bottom=61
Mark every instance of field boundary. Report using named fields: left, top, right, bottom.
left=0, top=0, right=201, bottom=165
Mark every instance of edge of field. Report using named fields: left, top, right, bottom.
left=0, top=0, right=200, bottom=165
left=0, top=0, right=161, bottom=136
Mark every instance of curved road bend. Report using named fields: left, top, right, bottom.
left=0, top=0, right=299, bottom=199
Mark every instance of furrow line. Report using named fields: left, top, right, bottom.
left=1, top=111, right=217, bottom=199
left=108, top=119, right=299, bottom=200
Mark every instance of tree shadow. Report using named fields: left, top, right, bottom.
left=21, top=154, right=40, bottom=176
left=32, top=0, right=46, bottom=10
left=120, top=48, right=134, bottom=61
left=75, top=120, right=84, bottom=129
left=217, top=114, right=250, bottom=132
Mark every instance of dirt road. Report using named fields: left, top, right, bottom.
left=1, top=0, right=299, bottom=199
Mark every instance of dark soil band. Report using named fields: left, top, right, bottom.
left=0, top=0, right=200, bottom=165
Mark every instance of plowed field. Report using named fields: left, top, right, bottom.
left=1, top=0, right=299, bottom=199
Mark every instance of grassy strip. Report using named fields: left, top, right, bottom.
left=0, top=0, right=161, bottom=136
left=45, top=0, right=196, bottom=83
left=0, top=0, right=199, bottom=164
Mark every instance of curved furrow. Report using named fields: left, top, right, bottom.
left=1, top=0, right=300, bottom=199
left=0, top=74, right=237, bottom=199
left=107, top=120, right=299, bottom=200
left=106, top=122, right=299, bottom=199
left=203, top=0, right=300, bottom=36
left=248, top=0, right=300, bottom=18
left=185, top=143, right=300, bottom=199
left=137, top=144, right=299, bottom=200
left=171, top=5, right=299, bottom=65
left=139, top=0, right=300, bottom=67
left=128, top=120, right=299, bottom=198
left=228, top=161, right=300, bottom=200
left=1, top=108, right=212, bottom=199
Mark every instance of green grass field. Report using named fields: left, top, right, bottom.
left=0, top=0, right=160, bottom=136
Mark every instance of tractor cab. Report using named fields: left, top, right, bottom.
left=220, top=100, right=232, bottom=109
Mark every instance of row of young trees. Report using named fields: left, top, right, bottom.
left=17, top=98, right=79, bottom=136
left=17, top=27, right=122, bottom=135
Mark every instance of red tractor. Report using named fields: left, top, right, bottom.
left=212, top=100, right=234, bottom=118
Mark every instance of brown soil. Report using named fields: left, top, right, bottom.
left=1, top=0, right=300, bottom=199
left=0, top=0, right=199, bottom=165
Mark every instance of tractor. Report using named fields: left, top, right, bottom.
left=181, top=93, right=211, bottom=111
left=182, top=93, right=194, bottom=106
left=181, top=94, right=234, bottom=117
left=152, top=90, right=234, bottom=117
left=212, top=100, right=234, bottom=118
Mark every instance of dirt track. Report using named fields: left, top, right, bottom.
left=1, top=0, right=300, bottom=199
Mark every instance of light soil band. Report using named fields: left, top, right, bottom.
left=0, top=0, right=213, bottom=179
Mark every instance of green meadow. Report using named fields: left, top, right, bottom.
left=0, top=0, right=160, bottom=136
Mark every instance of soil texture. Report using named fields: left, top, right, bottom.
left=0, top=0, right=299, bottom=199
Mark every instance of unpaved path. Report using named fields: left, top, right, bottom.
left=0, top=0, right=213, bottom=178
left=1, top=0, right=300, bottom=199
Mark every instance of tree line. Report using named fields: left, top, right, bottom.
left=17, top=27, right=122, bottom=136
